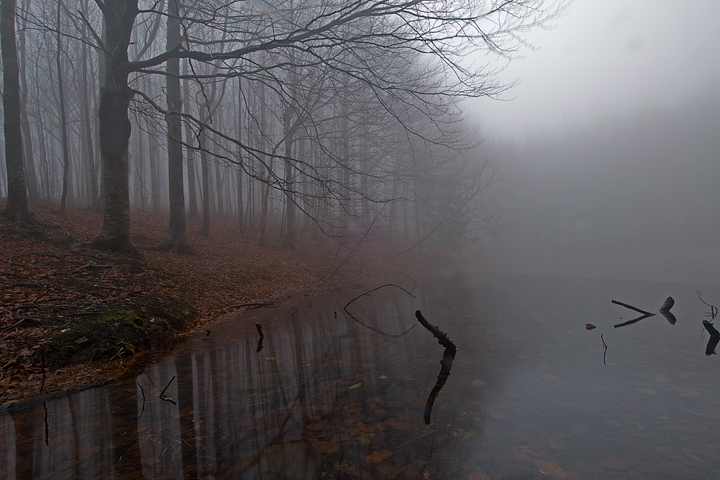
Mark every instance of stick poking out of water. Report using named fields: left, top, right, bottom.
left=415, top=310, right=457, bottom=351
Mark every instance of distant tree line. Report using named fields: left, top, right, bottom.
left=1, top=0, right=565, bottom=254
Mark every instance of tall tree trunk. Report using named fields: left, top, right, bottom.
left=213, top=137, right=224, bottom=217
left=236, top=76, right=244, bottom=233
left=17, top=0, right=38, bottom=200
left=148, top=130, right=161, bottom=212
left=182, top=60, right=198, bottom=218
left=199, top=119, right=210, bottom=236
left=159, top=0, right=190, bottom=252
left=340, top=103, right=351, bottom=230
left=56, top=0, right=71, bottom=213
left=359, top=123, right=370, bottom=227
left=90, top=0, right=138, bottom=254
left=80, top=29, right=98, bottom=208
left=1, top=0, right=31, bottom=223
left=283, top=104, right=295, bottom=249
left=257, top=58, right=270, bottom=246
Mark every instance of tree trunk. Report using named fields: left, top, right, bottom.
left=56, top=0, right=71, bottom=213
left=17, top=0, right=39, bottom=201
left=158, top=0, right=191, bottom=253
left=283, top=105, right=295, bottom=249
left=1, top=0, right=31, bottom=223
left=89, top=0, right=138, bottom=254
left=182, top=60, right=198, bottom=219
left=213, top=138, right=224, bottom=217
left=340, top=103, right=351, bottom=230
left=199, top=119, right=210, bottom=236
left=257, top=58, right=270, bottom=246
left=148, top=130, right=161, bottom=212
left=80, top=32, right=99, bottom=208
left=236, top=75, right=244, bottom=233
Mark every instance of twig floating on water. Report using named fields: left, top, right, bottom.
left=611, top=300, right=654, bottom=316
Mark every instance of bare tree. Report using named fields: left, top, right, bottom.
left=1, top=0, right=32, bottom=224
left=77, top=0, right=564, bottom=253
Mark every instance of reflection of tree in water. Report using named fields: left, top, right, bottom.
left=0, top=280, right=498, bottom=479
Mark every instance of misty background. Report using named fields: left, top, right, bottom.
left=1, top=0, right=719, bottom=258
left=473, top=0, right=720, bottom=254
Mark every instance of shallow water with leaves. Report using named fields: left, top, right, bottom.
left=3, top=267, right=720, bottom=479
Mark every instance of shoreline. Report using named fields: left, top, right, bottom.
left=1, top=201, right=473, bottom=407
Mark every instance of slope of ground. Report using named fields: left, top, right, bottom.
left=0, top=200, right=470, bottom=406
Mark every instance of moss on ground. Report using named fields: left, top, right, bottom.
left=41, top=294, right=197, bottom=368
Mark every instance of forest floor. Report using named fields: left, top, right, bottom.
left=0, top=200, right=475, bottom=407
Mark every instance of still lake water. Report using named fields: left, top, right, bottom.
left=4, top=249, right=720, bottom=479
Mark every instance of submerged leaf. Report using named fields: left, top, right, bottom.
left=534, top=459, right=567, bottom=477
left=365, top=450, right=393, bottom=464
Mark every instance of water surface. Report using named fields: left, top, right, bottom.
left=3, top=258, right=720, bottom=479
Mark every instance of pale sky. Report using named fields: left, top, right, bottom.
left=470, top=0, right=720, bottom=140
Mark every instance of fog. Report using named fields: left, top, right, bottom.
left=473, top=0, right=720, bottom=140
left=471, top=0, right=720, bottom=254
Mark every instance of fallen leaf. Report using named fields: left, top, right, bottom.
left=356, top=431, right=374, bottom=444
left=311, top=440, right=339, bottom=454
left=376, top=464, right=404, bottom=477
left=471, top=379, right=485, bottom=387
left=356, top=423, right=374, bottom=433
left=365, top=450, right=393, bottom=464
left=585, top=323, right=596, bottom=330
left=386, top=420, right=403, bottom=430
left=342, top=466, right=360, bottom=476
left=467, top=473, right=491, bottom=480
left=349, top=382, right=362, bottom=389
left=534, top=459, right=567, bottom=477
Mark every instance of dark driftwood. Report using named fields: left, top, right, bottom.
left=660, top=310, right=677, bottom=325
left=611, top=300, right=654, bottom=316
left=703, top=320, right=720, bottom=338
left=415, top=310, right=457, bottom=351
left=659, top=297, right=675, bottom=313
left=255, top=322, right=264, bottom=338
left=423, top=348, right=456, bottom=424
left=703, top=321, right=720, bottom=356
